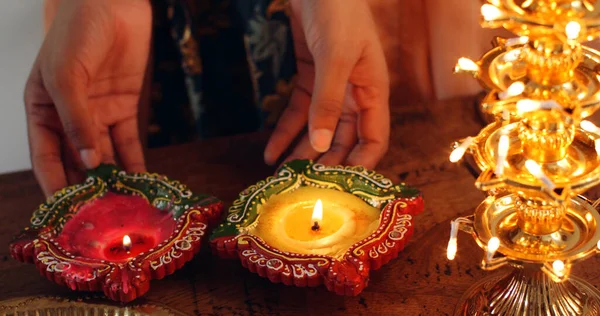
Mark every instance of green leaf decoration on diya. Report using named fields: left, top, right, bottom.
left=210, top=159, right=421, bottom=239
left=28, top=164, right=219, bottom=232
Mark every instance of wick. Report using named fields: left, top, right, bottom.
left=311, top=221, right=320, bottom=231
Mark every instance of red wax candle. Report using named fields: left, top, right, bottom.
left=56, top=193, right=176, bottom=263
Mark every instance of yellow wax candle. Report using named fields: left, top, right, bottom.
left=248, top=187, right=381, bottom=259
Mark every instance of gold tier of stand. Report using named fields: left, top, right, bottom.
left=448, top=1, right=600, bottom=315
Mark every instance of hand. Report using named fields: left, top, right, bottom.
left=25, top=0, right=151, bottom=197
left=264, top=0, right=390, bottom=169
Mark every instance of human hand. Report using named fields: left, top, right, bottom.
left=264, top=0, right=390, bottom=169
left=25, top=0, right=151, bottom=197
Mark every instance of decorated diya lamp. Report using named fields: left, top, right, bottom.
left=10, top=164, right=223, bottom=302
left=210, top=160, right=424, bottom=295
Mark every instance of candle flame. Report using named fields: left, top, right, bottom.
left=449, top=137, right=474, bottom=163
left=507, top=81, right=525, bottom=97
left=498, top=82, right=525, bottom=100
left=496, top=134, right=509, bottom=175
left=597, top=239, right=600, bottom=250
left=481, top=4, right=506, bottom=21
left=487, top=237, right=500, bottom=253
left=455, top=58, right=479, bottom=73
left=516, top=99, right=561, bottom=114
left=566, top=21, right=581, bottom=40
left=447, top=221, right=459, bottom=260
left=447, top=239, right=457, bottom=260
left=581, top=120, right=600, bottom=134
left=312, top=199, right=323, bottom=223
left=506, top=36, right=528, bottom=47
left=525, top=160, right=556, bottom=191
left=552, top=260, right=565, bottom=276
left=123, top=235, right=132, bottom=250
left=516, top=99, right=541, bottom=113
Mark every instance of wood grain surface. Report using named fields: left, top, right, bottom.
left=1, top=97, right=599, bottom=315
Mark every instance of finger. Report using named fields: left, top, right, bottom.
left=40, top=4, right=116, bottom=169
left=25, top=61, right=67, bottom=197
left=43, top=61, right=101, bottom=169
left=99, top=129, right=116, bottom=164
left=264, top=88, right=310, bottom=165
left=282, top=134, right=321, bottom=165
left=346, top=45, right=390, bottom=169
left=318, top=111, right=358, bottom=166
left=27, top=122, right=67, bottom=197
left=61, top=140, right=85, bottom=185
left=111, top=117, right=146, bottom=173
left=308, top=58, right=351, bottom=153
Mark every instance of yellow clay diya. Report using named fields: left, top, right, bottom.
left=211, top=160, right=424, bottom=295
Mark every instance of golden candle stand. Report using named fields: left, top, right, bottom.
left=448, top=1, right=600, bottom=315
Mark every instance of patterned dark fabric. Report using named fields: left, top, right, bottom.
left=148, top=0, right=296, bottom=147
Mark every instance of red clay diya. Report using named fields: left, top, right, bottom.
left=10, top=164, right=223, bottom=302
left=210, top=160, right=424, bottom=295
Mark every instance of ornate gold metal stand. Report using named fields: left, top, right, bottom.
left=449, top=1, right=600, bottom=315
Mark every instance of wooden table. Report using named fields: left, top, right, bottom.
left=2, top=98, right=600, bottom=315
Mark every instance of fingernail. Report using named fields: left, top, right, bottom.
left=264, top=150, right=275, bottom=166
left=79, top=149, right=100, bottom=169
left=310, top=129, right=333, bottom=153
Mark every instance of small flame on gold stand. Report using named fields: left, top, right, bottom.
left=449, top=1, right=600, bottom=315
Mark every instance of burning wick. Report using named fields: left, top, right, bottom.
left=496, top=134, right=509, bottom=176
left=553, top=260, right=565, bottom=277
left=311, top=199, right=323, bottom=231
left=525, top=160, right=556, bottom=191
left=123, top=235, right=132, bottom=252
left=449, top=137, right=474, bottom=163
left=447, top=221, right=459, bottom=260
left=486, top=237, right=500, bottom=261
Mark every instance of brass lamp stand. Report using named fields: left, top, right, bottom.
left=448, top=1, right=600, bottom=315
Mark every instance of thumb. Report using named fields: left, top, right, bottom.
left=309, top=60, right=350, bottom=153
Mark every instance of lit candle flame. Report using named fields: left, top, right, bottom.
left=486, top=237, right=500, bottom=261
left=566, top=21, right=581, bottom=40
left=506, top=36, right=529, bottom=47
left=516, top=99, right=561, bottom=114
left=525, top=160, right=556, bottom=191
left=581, top=120, right=600, bottom=154
left=311, top=199, right=323, bottom=231
left=123, top=235, right=132, bottom=251
left=447, top=221, right=459, bottom=260
left=481, top=4, right=506, bottom=21
left=498, top=82, right=525, bottom=100
left=597, top=239, right=600, bottom=250
left=455, top=58, right=479, bottom=73
left=552, top=260, right=565, bottom=277
left=450, top=137, right=474, bottom=163
left=496, top=134, right=509, bottom=176
left=581, top=120, right=600, bottom=134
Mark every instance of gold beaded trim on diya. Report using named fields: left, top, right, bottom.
left=10, top=164, right=223, bottom=302
left=210, top=159, right=424, bottom=295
